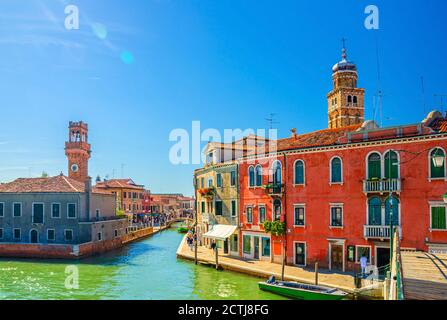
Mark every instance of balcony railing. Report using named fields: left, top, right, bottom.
left=264, top=184, right=284, bottom=197
left=363, top=179, right=401, bottom=193
left=364, top=225, right=402, bottom=239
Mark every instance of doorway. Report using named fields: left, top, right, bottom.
left=330, top=244, right=343, bottom=271
left=30, top=229, right=38, bottom=244
left=223, top=239, right=229, bottom=254
left=254, top=237, right=260, bottom=260
left=376, top=247, right=390, bottom=269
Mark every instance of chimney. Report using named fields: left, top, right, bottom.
left=85, top=176, right=92, bottom=221
left=291, top=128, right=297, bottom=139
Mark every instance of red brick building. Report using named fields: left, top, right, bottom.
left=238, top=48, right=447, bottom=272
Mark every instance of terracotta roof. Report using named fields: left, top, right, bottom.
left=246, top=124, right=361, bottom=155
left=0, top=175, right=109, bottom=194
left=429, top=117, right=447, bottom=133
left=95, top=178, right=144, bottom=190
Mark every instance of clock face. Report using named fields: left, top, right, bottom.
left=71, top=164, right=79, bottom=173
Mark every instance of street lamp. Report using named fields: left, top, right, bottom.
left=432, top=148, right=445, bottom=168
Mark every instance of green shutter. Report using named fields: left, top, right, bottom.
left=432, top=207, right=446, bottom=230
left=331, top=158, right=342, bottom=183
left=368, top=158, right=381, bottom=179
left=431, top=160, right=445, bottom=178
left=384, top=152, right=398, bottom=179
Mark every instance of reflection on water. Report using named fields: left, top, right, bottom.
left=0, top=227, right=285, bottom=300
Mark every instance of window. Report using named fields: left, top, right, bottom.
left=52, top=203, right=60, bottom=218
left=347, top=95, right=352, bottom=104
left=367, top=153, right=381, bottom=179
left=368, top=197, right=382, bottom=225
left=201, top=178, right=204, bottom=188
left=243, top=235, right=251, bottom=254
left=0, top=228, right=3, bottom=239
left=246, top=207, right=253, bottom=223
left=216, top=173, right=222, bottom=188
left=356, top=246, right=371, bottom=263
left=231, top=200, right=237, bottom=217
left=431, top=206, right=446, bottom=230
left=215, top=201, right=223, bottom=216
left=230, top=235, right=238, bottom=252
left=123, top=192, right=127, bottom=198
left=430, top=148, right=446, bottom=179
left=294, top=206, right=305, bottom=226
left=32, top=203, right=44, bottom=224
left=64, top=230, right=73, bottom=241
left=273, top=199, right=282, bottom=221
left=255, top=165, right=262, bottom=186
left=295, top=242, right=306, bottom=266
left=201, top=201, right=205, bottom=213
left=384, top=150, right=399, bottom=179
left=95, top=209, right=101, bottom=219
left=114, top=229, right=118, bottom=237
left=330, top=206, right=343, bottom=227
left=207, top=178, right=213, bottom=187
left=13, top=203, right=22, bottom=217
left=98, top=232, right=102, bottom=241
left=47, top=229, right=55, bottom=241
left=230, top=171, right=236, bottom=186
left=294, top=160, right=305, bottom=185
left=0, top=202, right=4, bottom=217
left=248, top=166, right=255, bottom=187
left=353, top=96, right=358, bottom=104
left=272, top=161, right=282, bottom=186
left=259, top=206, right=266, bottom=224
left=67, top=203, right=77, bottom=218
left=262, top=237, right=270, bottom=257
left=13, top=228, right=21, bottom=240
left=385, top=196, right=399, bottom=226
left=330, top=157, right=342, bottom=183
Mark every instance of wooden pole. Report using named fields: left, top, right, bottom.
left=281, top=239, right=286, bottom=281
left=315, top=262, right=319, bottom=285
left=215, top=241, right=219, bottom=270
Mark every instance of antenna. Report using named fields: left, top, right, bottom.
left=265, top=113, right=279, bottom=130
left=421, top=76, right=427, bottom=117
left=121, top=163, right=126, bottom=178
left=434, top=94, right=447, bottom=114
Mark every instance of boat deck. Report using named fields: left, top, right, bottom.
left=401, top=251, right=447, bottom=300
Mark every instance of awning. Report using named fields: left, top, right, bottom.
left=203, top=224, right=237, bottom=241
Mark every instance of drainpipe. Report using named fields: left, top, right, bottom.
left=85, top=176, right=92, bottom=221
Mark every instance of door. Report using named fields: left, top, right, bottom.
left=30, top=230, right=38, bottom=244
left=295, top=243, right=306, bottom=266
left=223, top=239, right=229, bottom=254
left=331, top=244, right=343, bottom=271
left=377, top=248, right=390, bottom=270
left=254, top=237, right=260, bottom=259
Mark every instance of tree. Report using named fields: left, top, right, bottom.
left=263, top=220, right=287, bottom=280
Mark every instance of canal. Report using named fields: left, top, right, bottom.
left=0, top=225, right=286, bottom=300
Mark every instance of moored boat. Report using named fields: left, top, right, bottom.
left=258, top=277, right=348, bottom=300
left=177, top=227, right=189, bottom=233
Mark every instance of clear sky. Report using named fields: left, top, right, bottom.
left=0, top=0, right=446, bottom=196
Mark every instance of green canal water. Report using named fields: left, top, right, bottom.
left=0, top=225, right=286, bottom=300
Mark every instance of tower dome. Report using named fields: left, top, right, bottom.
left=332, top=47, right=357, bottom=73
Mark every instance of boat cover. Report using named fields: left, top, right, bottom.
left=203, top=225, right=237, bottom=240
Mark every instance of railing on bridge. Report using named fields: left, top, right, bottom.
left=385, top=228, right=405, bottom=300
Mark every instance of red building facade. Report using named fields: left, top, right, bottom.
left=238, top=48, right=447, bottom=272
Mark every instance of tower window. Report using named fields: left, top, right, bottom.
left=347, top=96, right=352, bottom=104
left=353, top=96, right=358, bottom=104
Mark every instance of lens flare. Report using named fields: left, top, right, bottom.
left=91, top=23, right=108, bottom=40
left=120, top=51, right=134, bottom=65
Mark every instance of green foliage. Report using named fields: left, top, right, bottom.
left=116, top=209, right=126, bottom=217
left=263, top=220, right=286, bottom=236
left=41, top=171, right=49, bottom=178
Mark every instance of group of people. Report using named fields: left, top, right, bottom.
left=186, top=230, right=197, bottom=251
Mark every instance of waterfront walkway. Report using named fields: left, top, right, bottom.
left=176, top=238, right=356, bottom=293
left=401, top=251, right=447, bottom=300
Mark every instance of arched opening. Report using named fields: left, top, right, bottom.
left=430, top=148, right=446, bottom=178
left=384, top=150, right=399, bottom=179
left=385, top=196, right=400, bottom=226
left=255, top=165, right=263, bottom=187
left=347, top=96, right=352, bottom=104
left=353, top=96, right=358, bottom=104
left=367, top=153, right=382, bottom=179
left=272, top=161, right=282, bottom=186
left=273, top=199, right=282, bottom=221
left=248, top=167, right=255, bottom=187
left=30, top=229, right=38, bottom=244
left=294, top=160, right=304, bottom=185
left=331, top=157, right=342, bottom=183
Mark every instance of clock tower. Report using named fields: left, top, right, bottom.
left=65, top=121, right=91, bottom=182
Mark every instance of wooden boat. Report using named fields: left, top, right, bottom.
left=258, top=278, right=348, bottom=300
left=177, top=227, right=189, bottom=233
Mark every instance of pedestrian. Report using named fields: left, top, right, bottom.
left=360, top=254, right=368, bottom=277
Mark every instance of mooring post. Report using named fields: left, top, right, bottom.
left=215, top=241, right=219, bottom=270
left=315, top=262, right=319, bottom=285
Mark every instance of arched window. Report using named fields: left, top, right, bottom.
left=367, top=153, right=381, bottom=179
left=353, top=96, right=358, bottom=104
left=385, top=196, right=399, bottom=226
left=294, top=160, right=305, bottom=185
left=430, top=148, right=446, bottom=179
left=255, top=165, right=263, bottom=187
left=347, top=96, right=352, bottom=104
left=273, top=199, right=282, bottom=221
left=248, top=166, right=255, bottom=187
left=368, top=197, right=382, bottom=226
left=331, top=157, right=342, bottom=183
left=272, top=161, right=282, bottom=186
left=384, top=151, right=399, bottom=179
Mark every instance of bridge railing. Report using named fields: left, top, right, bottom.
left=386, top=228, right=405, bottom=300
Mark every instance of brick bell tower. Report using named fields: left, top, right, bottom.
left=65, top=121, right=91, bottom=182
left=327, top=41, right=365, bottom=129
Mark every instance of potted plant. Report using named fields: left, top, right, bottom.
left=443, top=193, right=447, bottom=204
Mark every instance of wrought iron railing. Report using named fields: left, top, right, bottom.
left=363, top=179, right=401, bottom=193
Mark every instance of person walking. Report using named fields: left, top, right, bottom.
left=360, top=254, right=368, bottom=278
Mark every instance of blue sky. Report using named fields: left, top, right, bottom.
left=0, top=0, right=446, bottom=196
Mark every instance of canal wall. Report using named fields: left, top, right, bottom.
left=0, top=226, right=169, bottom=259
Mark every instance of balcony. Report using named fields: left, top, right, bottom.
left=363, top=179, right=401, bottom=194
left=364, top=225, right=402, bottom=240
left=264, top=184, right=284, bottom=197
